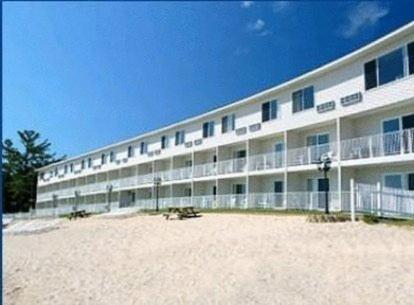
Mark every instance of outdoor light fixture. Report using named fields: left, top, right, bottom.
left=317, top=152, right=332, bottom=214
left=153, top=177, right=162, bottom=212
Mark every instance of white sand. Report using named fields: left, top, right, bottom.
left=4, top=219, right=62, bottom=235
left=4, top=214, right=414, bottom=305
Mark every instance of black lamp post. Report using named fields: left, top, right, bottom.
left=317, top=153, right=332, bottom=214
left=153, top=177, right=162, bottom=212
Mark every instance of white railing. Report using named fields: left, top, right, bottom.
left=119, top=176, right=138, bottom=188
left=137, top=172, right=154, bottom=184
left=218, top=158, right=247, bottom=175
left=352, top=183, right=414, bottom=218
left=192, top=195, right=216, bottom=209
left=154, top=170, right=172, bottom=182
left=287, top=143, right=335, bottom=166
left=341, top=128, right=414, bottom=161
left=217, top=194, right=247, bottom=209
left=193, top=162, right=217, bottom=178
left=171, top=167, right=192, bottom=180
left=248, top=193, right=284, bottom=209
left=170, top=196, right=192, bottom=207
left=249, top=152, right=284, bottom=171
left=136, top=199, right=155, bottom=210
left=286, top=191, right=340, bottom=211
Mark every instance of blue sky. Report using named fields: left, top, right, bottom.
left=4, top=1, right=414, bottom=157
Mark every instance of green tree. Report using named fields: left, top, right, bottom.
left=2, top=130, right=64, bottom=213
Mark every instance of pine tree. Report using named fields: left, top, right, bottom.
left=2, top=130, right=64, bottom=212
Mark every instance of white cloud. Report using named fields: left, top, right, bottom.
left=247, top=19, right=265, bottom=32
left=241, top=1, right=254, bottom=8
left=246, top=19, right=272, bottom=37
left=340, top=2, right=390, bottom=38
left=273, top=1, right=290, bottom=13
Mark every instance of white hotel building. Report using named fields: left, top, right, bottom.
left=36, top=22, right=414, bottom=214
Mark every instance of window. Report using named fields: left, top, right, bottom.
left=128, top=146, right=134, bottom=157
left=364, top=60, right=377, bottom=90
left=101, top=153, right=106, bottom=165
left=222, top=114, right=236, bottom=133
left=384, top=174, right=403, bottom=189
left=175, top=130, right=185, bottom=146
left=110, top=151, right=115, bottom=163
left=140, top=142, right=147, bottom=155
left=81, top=160, right=85, bottom=169
left=378, top=48, right=404, bottom=86
left=262, top=100, right=278, bottom=122
left=64, top=165, right=68, bottom=174
left=408, top=42, right=414, bottom=75
left=306, top=133, right=330, bottom=163
left=70, top=163, right=73, bottom=172
left=232, top=184, right=246, bottom=194
left=161, top=136, right=168, bottom=149
left=202, top=121, right=214, bottom=138
left=292, top=86, right=314, bottom=113
left=365, top=45, right=411, bottom=90
left=409, top=173, right=414, bottom=191
left=88, top=158, right=92, bottom=168
left=54, top=167, right=58, bottom=176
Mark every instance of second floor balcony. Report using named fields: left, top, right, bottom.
left=341, top=128, right=414, bottom=161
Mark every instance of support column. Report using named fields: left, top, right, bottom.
left=350, top=178, right=355, bottom=222
left=336, top=117, right=342, bottom=211
left=215, top=146, right=219, bottom=209
left=246, top=139, right=250, bottom=209
left=191, top=151, right=195, bottom=206
left=283, top=130, right=288, bottom=209
left=377, top=181, right=382, bottom=217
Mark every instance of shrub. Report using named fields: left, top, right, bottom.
left=362, top=214, right=379, bottom=224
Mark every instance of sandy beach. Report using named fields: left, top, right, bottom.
left=4, top=214, right=414, bottom=305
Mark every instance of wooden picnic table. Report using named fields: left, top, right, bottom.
left=68, top=209, right=91, bottom=220
left=164, top=206, right=200, bottom=220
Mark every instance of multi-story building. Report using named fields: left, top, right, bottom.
left=36, top=22, right=414, bottom=215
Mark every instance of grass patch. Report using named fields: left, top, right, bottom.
left=359, top=214, right=414, bottom=228
left=307, top=214, right=352, bottom=223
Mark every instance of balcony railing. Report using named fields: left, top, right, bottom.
left=249, top=152, right=284, bottom=171
left=137, top=172, right=154, bottom=184
left=341, top=128, right=414, bottom=161
left=217, top=194, right=247, bottom=208
left=154, top=169, right=172, bottom=182
left=287, top=143, right=335, bottom=166
left=193, top=162, right=217, bottom=178
left=248, top=193, right=284, bottom=209
left=171, top=166, right=192, bottom=180
left=218, top=158, right=247, bottom=175
left=193, top=195, right=216, bottom=209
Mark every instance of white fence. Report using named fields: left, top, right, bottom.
left=351, top=182, right=414, bottom=218
left=15, top=182, right=414, bottom=220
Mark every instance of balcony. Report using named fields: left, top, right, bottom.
left=154, top=169, right=172, bottom=182
left=249, top=152, right=284, bottom=171
left=217, top=158, right=247, bottom=175
left=171, top=166, right=192, bottom=180
left=136, top=172, right=154, bottom=184
left=287, top=143, right=336, bottom=167
left=193, top=162, right=217, bottom=178
left=341, top=128, right=414, bottom=161
left=248, top=193, right=284, bottom=209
